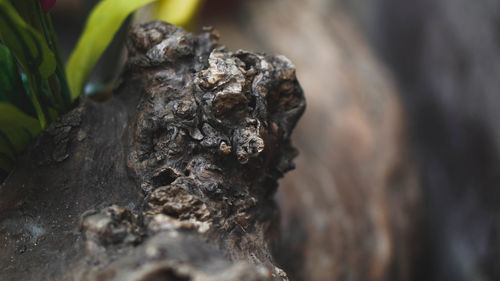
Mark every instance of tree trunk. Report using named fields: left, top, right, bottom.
left=0, top=21, right=305, bottom=281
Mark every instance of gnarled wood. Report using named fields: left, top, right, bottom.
left=0, top=21, right=305, bottom=281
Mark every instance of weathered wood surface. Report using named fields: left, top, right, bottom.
left=0, top=21, right=305, bottom=281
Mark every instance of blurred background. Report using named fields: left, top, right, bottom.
left=51, top=0, right=500, bottom=280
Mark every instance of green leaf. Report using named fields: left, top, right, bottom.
left=12, top=0, right=73, bottom=110
left=0, top=44, right=37, bottom=117
left=66, top=0, right=160, bottom=100
left=0, top=102, right=42, bottom=173
left=154, top=0, right=202, bottom=27
left=0, top=0, right=59, bottom=128
left=0, top=0, right=56, bottom=79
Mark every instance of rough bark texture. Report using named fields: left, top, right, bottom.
left=0, top=22, right=305, bottom=281
left=200, top=1, right=421, bottom=280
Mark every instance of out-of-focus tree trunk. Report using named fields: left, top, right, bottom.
left=343, top=0, right=500, bottom=280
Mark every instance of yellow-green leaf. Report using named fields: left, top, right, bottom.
left=66, top=0, right=160, bottom=100
left=154, top=0, right=202, bottom=27
left=0, top=0, right=56, bottom=78
left=0, top=102, right=42, bottom=172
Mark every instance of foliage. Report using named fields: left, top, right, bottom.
left=0, top=0, right=203, bottom=178
left=0, top=0, right=58, bottom=129
left=0, top=103, right=41, bottom=172
left=154, top=0, right=201, bottom=27
left=67, top=0, right=202, bottom=99
left=0, top=44, right=36, bottom=117
left=66, top=0, right=159, bottom=100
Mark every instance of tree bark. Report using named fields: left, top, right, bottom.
left=0, top=21, right=305, bottom=281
